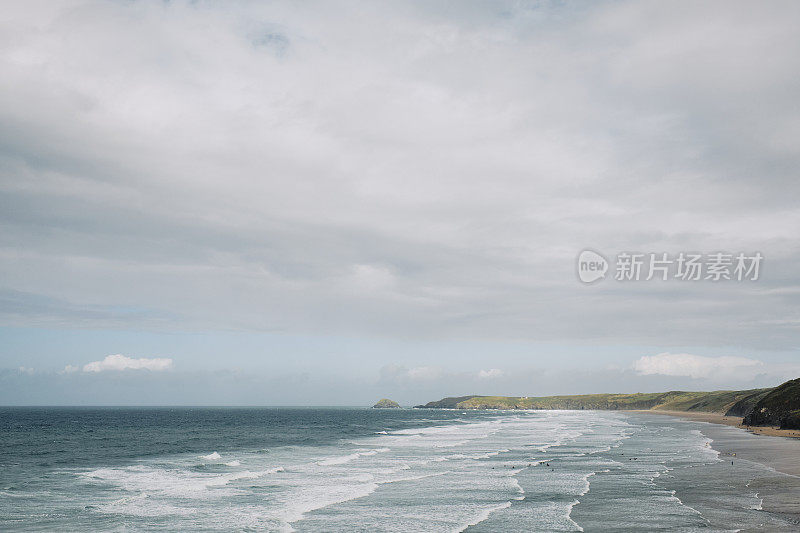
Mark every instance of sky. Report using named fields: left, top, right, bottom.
left=1, top=0, right=799, bottom=405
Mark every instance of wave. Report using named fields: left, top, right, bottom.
left=316, top=448, right=390, bottom=466
left=455, top=501, right=512, bottom=532
left=509, top=475, right=525, bottom=500
left=577, top=468, right=608, bottom=497
left=75, top=409, right=737, bottom=531
left=565, top=499, right=584, bottom=532
left=380, top=470, right=451, bottom=484
left=200, top=452, right=221, bottom=461
left=197, top=452, right=242, bottom=468
left=473, top=449, right=509, bottom=459
left=204, top=470, right=264, bottom=486
left=277, top=480, right=380, bottom=527
left=81, top=463, right=286, bottom=502
left=666, top=489, right=708, bottom=524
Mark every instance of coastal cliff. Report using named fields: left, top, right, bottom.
left=742, top=378, right=800, bottom=429
left=416, top=388, right=775, bottom=414
left=415, top=379, right=800, bottom=432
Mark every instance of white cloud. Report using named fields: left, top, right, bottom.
left=406, top=366, right=444, bottom=381
left=379, top=364, right=447, bottom=383
left=60, top=364, right=79, bottom=374
left=82, top=354, right=173, bottom=373
left=380, top=364, right=508, bottom=386
left=18, top=366, right=34, bottom=375
left=633, top=352, right=762, bottom=380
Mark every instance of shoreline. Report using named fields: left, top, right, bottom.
left=631, top=409, right=800, bottom=522
left=631, top=409, right=800, bottom=477
left=632, top=409, right=800, bottom=440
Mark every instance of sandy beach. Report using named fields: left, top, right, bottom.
left=633, top=410, right=800, bottom=525
left=644, top=410, right=800, bottom=441
left=635, top=410, right=800, bottom=474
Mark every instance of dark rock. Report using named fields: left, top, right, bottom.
left=742, top=378, right=800, bottom=429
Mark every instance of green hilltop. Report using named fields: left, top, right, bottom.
left=416, top=388, right=773, bottom=416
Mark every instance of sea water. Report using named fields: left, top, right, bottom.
left=0, top=407, right=796, bottom=531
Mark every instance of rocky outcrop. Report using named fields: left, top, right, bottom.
left=372, top=398, right=401, bottom=408
left=724, top=389, right=773, bottom=417
left=414, top=396, right=477, bottom=409
left=742, top=378, right=800, bottom=429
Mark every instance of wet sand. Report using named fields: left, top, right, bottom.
left=633, top=410, right=800, bottom=525
left=644, top=410, right=800, bottom=441
left=637, top=410, right=800, bottom=450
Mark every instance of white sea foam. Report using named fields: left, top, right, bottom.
left=69, top=409, right=771, bottom=532
left=316, top=448, right=390, bottom=466
left=565, top=499, right=584, bottom=532
left=578, top=471, right=595, bottom=496
left=455, top=501, right=512, bottom=532
left=473, top=449, right=509, bottom=459
left=204, top=470, right=263, bottom=486
left=752, top=492, right=763, bottom=511
left=81, top=462, right=286, bottom=506
left=277, top=479, right=381, bottom=527
left=102, top=492, right=194, bottom=517
left=200, top=452, right=222, bottom=461
left=667, top=489, right=707, bottom=521
left=381, top=470, right=452, bottom=484
left=509, top=475, right=525, bottom=500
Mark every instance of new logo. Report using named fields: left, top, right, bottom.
left=577, top=250, right=608, bottom=283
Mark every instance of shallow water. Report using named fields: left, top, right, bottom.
left=0, top=407, right=796, bottom=531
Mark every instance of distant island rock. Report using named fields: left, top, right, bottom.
left=373, top=398, right=401, bottom=409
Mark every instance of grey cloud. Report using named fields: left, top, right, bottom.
left=0, top=289, right=174, bottom=329
left=1, top=1, right=799, bottom=350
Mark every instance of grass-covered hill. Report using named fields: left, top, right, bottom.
left=742, top=378, right=800, bottom=429
left=415, top=388, right=774, bottom=415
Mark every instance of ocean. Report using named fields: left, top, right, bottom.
left=1, top=407, right=797, bottom=531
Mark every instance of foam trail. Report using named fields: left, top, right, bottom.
left=455, top=501, right=512, bottom=532
left=316, top=448, right=389, bottom=466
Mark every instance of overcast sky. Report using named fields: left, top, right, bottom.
left=1, top=0, right=799, bottom=405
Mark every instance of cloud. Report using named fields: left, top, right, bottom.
left=406, top=366, right=444, bottom=381
left=379, top=364, right=467, bottom=385
left=0, top=0, right=798, bottom=354
left=82, top=354, right=173, bottom=373
left=60, top=364, right=79, bottom=374
left=379, top=364, right=511, bottom=392
left=478, top=368, right=504, bottom=379
left=633, top=352, right=762, bottom=380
